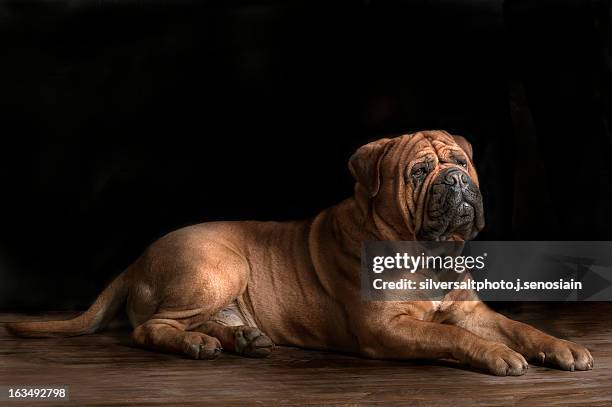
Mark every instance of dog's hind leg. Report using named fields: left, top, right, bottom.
left=132, top=318, right=223, bottom=359
left=193, top=301, right=274, bottom=358
left=198, top=321, right=274, bottom=358
left=127, top=233, right=255, bottom=359
left=197, top=321, right=274, bottom=358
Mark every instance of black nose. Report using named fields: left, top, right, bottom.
left=442, top=169, right=469, bottom=189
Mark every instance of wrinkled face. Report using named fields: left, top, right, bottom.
left=349, top=130, right=485, bottom=241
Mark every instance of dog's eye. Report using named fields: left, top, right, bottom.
left=456, top=159, right=468, bottom=168
left=411, top=167, right=427, bottom=178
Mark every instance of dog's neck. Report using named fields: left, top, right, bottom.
left=310, top=192, right=413, bottom=264
left=336, top=188, right=414, bottom=239
left=307, top=194, right=412, bottom=292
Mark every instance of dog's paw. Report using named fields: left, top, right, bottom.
left=534, top=339, right=593, bottom=371
left=472, top=343, right=529, bottom=376
left=182, top=332, right=223, bottom=360
left=234, top=326, right=274, bottom=358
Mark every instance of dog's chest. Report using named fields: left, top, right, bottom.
left=430, top=300, right=442, bottom=311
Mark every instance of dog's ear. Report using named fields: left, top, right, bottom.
left=451, top=135, right=473, bottom=162
left=348, top=138, right=393, bottom=198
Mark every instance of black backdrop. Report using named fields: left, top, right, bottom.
left=1, top=0, right=611, bottom=310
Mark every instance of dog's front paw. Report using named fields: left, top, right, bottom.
left=470, top=343, right=529, bottom=376
left=534, top=339, right=593, bottom=371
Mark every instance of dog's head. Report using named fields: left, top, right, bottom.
left=349, top=130, right=484, bottom=241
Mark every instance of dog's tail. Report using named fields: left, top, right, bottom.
left=5, top=270, right=129, bottom=338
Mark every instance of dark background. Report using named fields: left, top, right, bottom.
left=0, top=0, right=611, bottom=310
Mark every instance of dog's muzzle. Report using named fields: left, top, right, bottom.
left=417, top=168, right=485, bottom=241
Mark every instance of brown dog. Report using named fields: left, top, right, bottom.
left=7, top=130, right=593, bottom=375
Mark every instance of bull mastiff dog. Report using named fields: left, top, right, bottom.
left=7, top=130, right=593, bottom=375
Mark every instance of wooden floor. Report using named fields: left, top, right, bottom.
left=1, top=303, right=611, bottom=406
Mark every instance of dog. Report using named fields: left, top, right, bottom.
left=6, top=130, right=593, bottom=375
